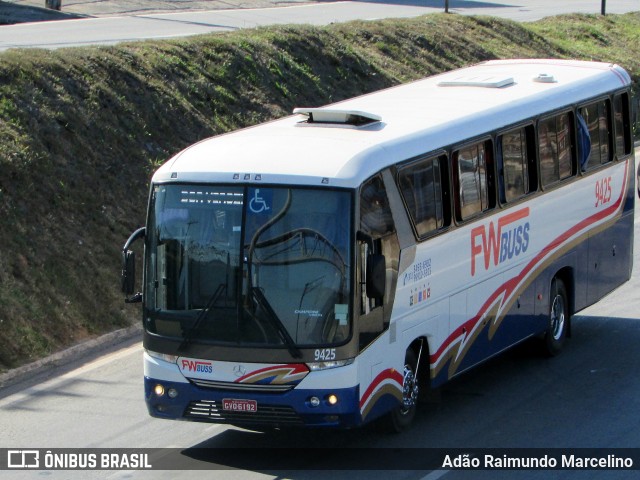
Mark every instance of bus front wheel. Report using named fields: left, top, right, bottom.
left=383, top=349, right=419, bottom=433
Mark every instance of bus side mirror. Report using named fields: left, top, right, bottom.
left=121, top=227, right=145, bottom=303
left=366, top=253, right=386, bottom=300
left=122, top=250, right=136, bottom=296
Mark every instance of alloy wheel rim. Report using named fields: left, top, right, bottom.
left=400, top=364, right=419, bottom=415
left=550, top=294, right=565, bottom=341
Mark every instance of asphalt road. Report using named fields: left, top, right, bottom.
left=0, top=0, right=639, bottom=51
left=1, top=151, right=639, bottom=479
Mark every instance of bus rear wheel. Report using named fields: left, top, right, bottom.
left=383, top=349, right=419, bottom=433
left=542, top=278, right=569, bottom=356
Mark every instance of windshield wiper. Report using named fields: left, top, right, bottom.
left=179, top=283, right=227, bottom=351
left=251, top=287, right=302, bottom=359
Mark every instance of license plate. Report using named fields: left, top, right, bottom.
left=222, top=398, right=257, bottom=413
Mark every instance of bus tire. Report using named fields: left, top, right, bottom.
left=383, top=349, right=419, bottom=433
left=543, top=278, right=569, bottom=356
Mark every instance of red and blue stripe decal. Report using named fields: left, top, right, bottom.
left=430, top=160, right=631, bottom=380
left=234, top=363, right=309, bottom=385
left=359, top=368, right=404, bottom=420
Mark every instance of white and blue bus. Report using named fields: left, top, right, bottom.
left=123, top=59, right=635, bottom=432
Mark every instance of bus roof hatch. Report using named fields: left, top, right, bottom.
left=293, top=108, right=382, bottom=126
left=438, top=74, right=515, bottom=88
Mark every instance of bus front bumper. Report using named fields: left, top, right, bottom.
left=144, top=376, right=362, bottom=429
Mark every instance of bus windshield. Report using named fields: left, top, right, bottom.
left=144, top=184, right=352, bottom=350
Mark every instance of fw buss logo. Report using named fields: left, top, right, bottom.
left=470, top=207, right=530, bottom=276
left=180, top=359, right=213, bottom=374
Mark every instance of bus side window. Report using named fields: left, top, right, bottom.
left=498, top=126, right=536, bottom=203
left=360, top=175, right=395, bottom=238
left=538, top=112, right=576, bottom=187
left=358, top=175, right=400, bottom=347
left=613, top=93, right=632, bottom=158
left=579, top=100, right=612, bottom=171
left=453, top=140, right=495, bottom=221
left=397, top=155, right=450, bottom=238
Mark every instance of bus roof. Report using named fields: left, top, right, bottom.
left=153, top=59, right=631, bottom=189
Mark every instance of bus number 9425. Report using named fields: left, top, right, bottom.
left=595, top=176, right=612, bottom=207
left=314, top=348, right=336, bottom=361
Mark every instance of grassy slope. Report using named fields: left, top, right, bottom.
left=0, top=12, right=639, bottom=371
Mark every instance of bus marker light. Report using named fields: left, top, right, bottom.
left=154, top=384, right=165, bottom=396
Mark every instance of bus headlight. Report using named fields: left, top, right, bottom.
left=154, top=384, right=165, bottom=396
left=146, top=350, right=179, bottom=364
left=307, top=358, right=354, bottom=371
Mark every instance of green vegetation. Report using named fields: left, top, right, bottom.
left=0, top=12, right=639, bottom=371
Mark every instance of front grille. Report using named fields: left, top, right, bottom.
left=184, top=400, right=304, bottom=426
left=188, top=377, right=294, bottom=393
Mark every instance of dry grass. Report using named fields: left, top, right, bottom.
left=0, top=12, right=639, bottom=370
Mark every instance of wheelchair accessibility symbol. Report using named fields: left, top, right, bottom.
left=249, top=188, right=271, bottom=214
